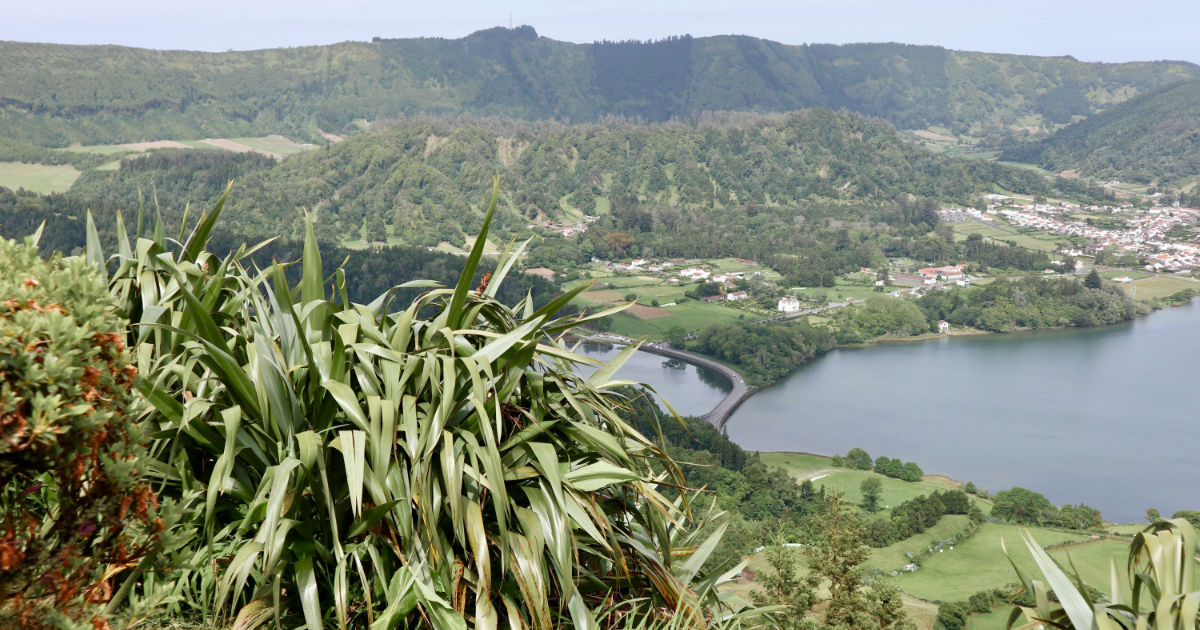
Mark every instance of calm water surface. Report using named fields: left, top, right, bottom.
left=601, top=302, right=1200, bottom=523
left=576, top=343, right=730, bottom=418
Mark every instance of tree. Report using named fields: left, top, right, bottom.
left=992, top=487, right=1054, bottom=524
left=861, top=478, right=883, bottom=512
left=751, top=542, right=819, bottom=630
left=1084, top=267, right=1102, bottom=289
left=845, top=447, right=873, bottom=470
left=807, top=497, right=871, bottom=629
left=865, top=581, right=917, bottom=630
left=0, top=236, right=168, bottom=627
left=935, top=602, right=969, bottom=630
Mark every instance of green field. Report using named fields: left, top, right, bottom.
left=1100, top=270, right=1152, bottom=281
left=966, top=607, right=1015, bottom=630
left=868, top=514, right=973, bottom=573
left=62, top=136, right=312, bottom=157
left=757, top=452, right=833, bottom=477
left=891, top=523, right=1094, bottom=601
left=228, top=136, right=313, bottom=155
left=950, top=220, right=1065, bottom=252
left=793, top=278, right=891, bottom=302
left=602, top=300, right=749, bottom=339
left=0, top=162, right=82, bottom=194
left=1122, top=275, right=1200, bottom=301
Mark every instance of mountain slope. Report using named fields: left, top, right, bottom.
left=67, top=110, right=1105, bottom=249
left=0, top=27, right=1196, bottom=146
left=1000, top=79, right=1200, bottom=186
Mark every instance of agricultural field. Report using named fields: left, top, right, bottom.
left=792, top=277, right=891, bottom=303
left=61, top=135, right=315, bottom=159
left=599, top=300, right=750, bottom=338
left=949, top=219, right=1066, bottom=252
left=1120, top=274, right=1200, bottom=301
left=1099, top=269, right=1152, bottom=281
left=867, top=514, right=973, bottom=573
left=0, top=161, right=82, bottom=194
left=891, top=523, right=1097, bottom=601
left=565, top=260, right=788, bottom=339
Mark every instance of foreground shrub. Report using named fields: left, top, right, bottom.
left=0, top=235, right=164, bottom=628
left=102, top=182, right=746, bottom=628
left=1005, top=518, right=1199, bottom=629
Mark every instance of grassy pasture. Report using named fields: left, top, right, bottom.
left=228, top=136, right=312, bottom=155
left=950, top=220, right=1065, bottom=252
left=1122, top=275, right=1199, bottom=301
left=891, top=523, right=1093, bottom=601
left=867, top=514, right=973, bottom=573
left=0, top=162, right=82, bottom=194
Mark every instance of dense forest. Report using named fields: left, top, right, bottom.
left=1001, top=79, right=1200, bottom=186
left=0, top=28, right=1196, bottom=146
left=62, top=111, right=1109, bottom=253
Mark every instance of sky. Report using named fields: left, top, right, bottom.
left=6, top=0, right=1200, bottom=64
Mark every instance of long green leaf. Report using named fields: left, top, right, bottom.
left=445, top=176, right=499, bottom=330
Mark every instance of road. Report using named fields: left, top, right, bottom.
left=580, top=301, right=852, bottom=429
left=635, top=343, right=755, bottom=430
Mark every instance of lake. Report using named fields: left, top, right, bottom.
left=576, top=342, right=730, bottom=418
left=591, top=302, right=1200, bottom=523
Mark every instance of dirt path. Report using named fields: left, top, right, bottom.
left=794, top=468, right=837, bottom=481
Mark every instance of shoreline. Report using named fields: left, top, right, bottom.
left=583, top=293, right=1197, bottom=429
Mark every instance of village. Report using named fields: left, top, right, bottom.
left=942, top=194, right=1200, bottom=271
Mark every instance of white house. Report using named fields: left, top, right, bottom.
left=777, top=297, right=801, bottom=313
left=938, top=320, right=950, bottom=333
left=726, top=291, right=748, bottom=301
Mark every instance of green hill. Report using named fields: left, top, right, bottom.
left=0, top=27, right=1195, bottom=147
left=1000, top=79, right=1200, bottom=187
left=64, top=110, right=1106, bottom=248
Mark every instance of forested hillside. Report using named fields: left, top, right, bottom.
left=0, top=27, right=1195, bottom=146
left=1000, top=79, right=1200, bottom=186
left=67, top=110, right=1108, bottom=251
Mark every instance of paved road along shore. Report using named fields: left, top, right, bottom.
left=636, top=344, right=757, bottom=429
left=581, top=335, right=755, bottom=430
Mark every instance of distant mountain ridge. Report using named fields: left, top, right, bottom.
left=1000, top=79, right=1200, bottom=186
left=1, top=26, right=1197, bottom=146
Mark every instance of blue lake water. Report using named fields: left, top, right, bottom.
left=590, top=302, right=1200, bottom=523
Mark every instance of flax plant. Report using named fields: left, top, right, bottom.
left=1005, top=519, right=1199, bottom=630
left=92, top=179, right=750, bottom=629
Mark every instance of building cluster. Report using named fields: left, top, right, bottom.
left=532, top=214, right=599, bottom=237
left=942, top=201, right=1200, bottom=272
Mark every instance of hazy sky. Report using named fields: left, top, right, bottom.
left=6, top=0, right=1200, bottom=64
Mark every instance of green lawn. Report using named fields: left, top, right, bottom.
left=966, top=607, right=1015, bottom=630
left=806, top=469, right=988, bottom=516
left=757, top=452, right=833, bottom=477
left=1103, top=523, right=1146, bottom=536
left=603, top=300, right=748, bottom=339
left=228, top=136, right=313, bottom=156
left=891, top=523, right=1093, bottom=601
left=0, top=162, right=82, bottom=194
left=793, top=278, right=890, bottom=303
left=950, top=220, right=1065, bottom=252
left=1122, top=276, right=1200, bottom=301
left=868, top=514, right=973, bottom=573
left=1100, top=270, right=1151, bottom=281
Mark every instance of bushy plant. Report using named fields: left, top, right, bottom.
left=1004, top=518, right=1200, bottom=629
left=0, top=235, right=165, bottom=628
left=98, top=181, right=747, bottom=628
